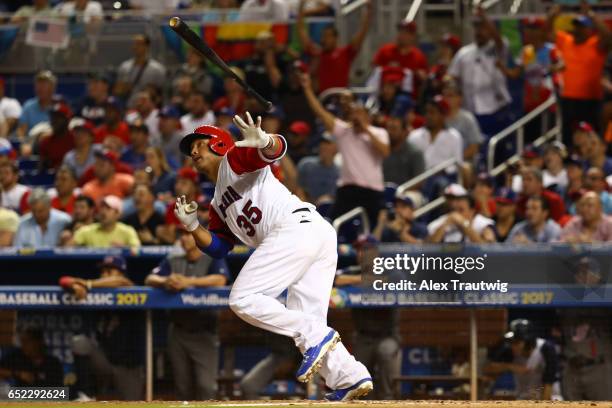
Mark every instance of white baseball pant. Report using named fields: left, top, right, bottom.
left=228, top=209, right=370, bottom=389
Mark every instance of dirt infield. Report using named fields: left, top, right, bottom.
left=3, top=400, right=612, bottom=408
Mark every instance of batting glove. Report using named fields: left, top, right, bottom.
left=233, top=111, right=273, bottom=149
left=174, top=195, right=200, bottom=232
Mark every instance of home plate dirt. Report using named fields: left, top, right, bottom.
left=3, top=400, right=612, bottom=408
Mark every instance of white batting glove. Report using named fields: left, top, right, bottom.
left=174, top=195, right=199, bottom=232
left=233, top=111, right=272, bottom=149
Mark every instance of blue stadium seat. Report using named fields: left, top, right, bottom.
left=336, top=215, right=364, bottom=244
left=20, top=171, right=55, bottom=188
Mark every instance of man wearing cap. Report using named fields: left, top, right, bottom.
left=81, top=149, right=134, bottom=203
left=0, top=162, right=29, bottom=214
left=374, top=189, right=427, bottom=244
left=13, top=188, right=71, bottom=247
left=297, top=132, right=339, bottom=204
left=120, top=122, right=150, bottom=170
left=427, top=185, right=496, bottom=243
left=173, top=114, right=373, bottom=400
left=72, top=195, right=140, bottom=247
left=377, top=67, right=414, bottom=118
left=155, top=105, right=183, bottom=168
left=76, top=73, right=111, bottom=126
left=146, top=230, right=229, bottom=399
left=39, top=100, right=75, bottom=170
left=373, top=20, right=428, bottom=98
left=517, top=167, right=566, bottom=223
left=297, top=0, right=371, bottom=93
left=302, top=73, right=390, bottom=227
left=93, top=96, right=129, bottom=145
left=17, top=70, right=57, bottom=139
left=182, top=91, right=215, bottom=132
left=548, top=2, right=611, bottom=145
left=287, top=120, right=313, bottom=163
left=60, top=255, right=145, bottom=400
left=493, top=187, right=518, bottom=242
left=448, top=7, right=512, bottom=138
left=0, top=77, right=22, bottom=135
left=383, top=115, right=425, bottom=186
left=508, top=196, right=561, bottom=244
left=63, top=118, right=98, bottom=179
left=114, top=34, right=166, bottom=107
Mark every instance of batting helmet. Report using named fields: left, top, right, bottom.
left=179, top=125, right=235, bottom=157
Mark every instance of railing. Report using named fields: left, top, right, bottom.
left=397, top=157, right=464, bottom=219
left=487, top=96, right=561, bottom=176
left=332, top=206, right=371, bottom=236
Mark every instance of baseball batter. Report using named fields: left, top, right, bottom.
left=173, top=113, right=372, bottom=400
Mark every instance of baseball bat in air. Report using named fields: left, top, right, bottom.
left=169, top=16, right=273, bottom=112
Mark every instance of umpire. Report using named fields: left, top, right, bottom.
left=146, top=229, right=229, bottom=400
left=334, top=234, right=401, bottom=399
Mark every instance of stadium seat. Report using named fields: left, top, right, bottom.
left=336, top=215, right=364, bottom=244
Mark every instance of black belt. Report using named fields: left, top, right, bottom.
left=292, top=207, right=310, bottom=214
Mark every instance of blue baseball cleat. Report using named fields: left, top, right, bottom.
left=296, top=329, right=340, bottom=383
left=325, top=377, right=374, bottom=401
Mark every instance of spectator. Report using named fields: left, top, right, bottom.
left=297, top=132, right=338, bottom=204
left=442, top=80, right=484, bottom=163
left=372, top=20, right=428, bottom=98
left=120, top=123, right=149, bottom=170
left=408, top=95, right=463, bottom=197
left=17, top=71, right=57, bottom=139
left=63, top=118, right=98, bottom=179
left=586, top=133, right=612, bottom=176
left=182, top=92, right=215, bottom=132
left=62, top=256, right=144, bottom=400
left=75, top=73, right=111, bottom=126
left=48, top=165, right=79, bottom=215
left=145, top=147, right=176, bottom=196
left=484, top=319, right=558, bottom=400
left=170, top=75, right=195, bottom=116
left=0, top=162, right=29, bottom=213
left=0, top=326, right=63, bottom=387
left=158, top=167, right=201, bottom=244
left=54, top=0, right=103, bottom=23
left=427, top=189, right=496, bottom=243
left=301, top=73, right=389, bottom=226
left=376, top=67, right=414, bottom=118
left=82, top=149, right=135, bottom=203
left=383, top=115, right=425, bottom=186
left=583, top=167, right=612, bottom=214
left=542, top=142, right=568, bottom=193
left=516, top=167, right=566, bottom=223
left=297, top=0, right=371, bottom=92
left=374, top=189, right=427, bottom=244
left=279, top=61, right=316, bottom=131
left=564, top=155, right=586, bottom=210
left=493, top=187, right=517, bottom=242
left=59, top=195, right=95, bottom=246
left=214, top=106, right=235, bottom=131
left=473, top=173, right=496, bottom=219
left=448, top=8, right=512, bottom=138
left=94, top=96, right=130, bottom=146
left=39, top=100, right=75, bottom=170
left=560, top=191, right=612, bottom=243
left=0, top=207, right=19, bottom=246
left=126, top=90, right=160, bottom=142
left=11, top=0, right=54, bottom=23
left=241, top=31, right=284, bottom=103
left=508, top=196, right=561, bottom=243
left=212, top=68, right=246, bottom=115
left=286, top=120, right=313, bottom=164
left=173, top=48, right=213, bottom=98
left=145, top=231, right=230, bottom=399
left=238, top=0, right=289, bottom=21
left=0, top=76, right=22, bottom=134
left=548, top=2, right=611, bottom=145
left=122, top=184, right=166, bottom=246
left=72, top=195, right=140, bottom=247
left=422, top=33, right=462, bottom=102
left=154, top=105, right=183, bottom=168
left=572, top=121, right=594, bottom=159
left=114, top=34, right=166, bottom=107
left=13, top=188, right=71, bottom=247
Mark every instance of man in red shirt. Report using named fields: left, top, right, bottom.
left=297, top=0, right=372, bottom=93
left=94, top=96, right=130, bottom=146
left=516, top=166, right=566, bottom=223
left=372, top=20, right=428, bottom=97
left=39, top=100, right=75, bottom=170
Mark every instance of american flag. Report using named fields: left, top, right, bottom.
left=25, top=17, right=69, bottom=49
